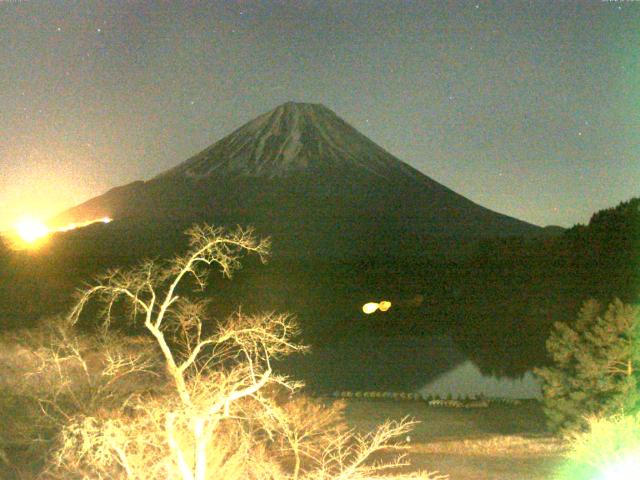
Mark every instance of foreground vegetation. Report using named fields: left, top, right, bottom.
left=334, top=397, right=566, bottom=480
left=535, top=299, right=640, bottom=433
left=0, top=225, right=443, bottom=479
left=532, top=297, right=640, bottom=479
left=1, top=325, right=567, bottom=480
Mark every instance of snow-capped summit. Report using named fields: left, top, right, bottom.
left=159, top=102, right=412, bottom=179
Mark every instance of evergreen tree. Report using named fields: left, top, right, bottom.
left=535, top=298, right=640, bottom=433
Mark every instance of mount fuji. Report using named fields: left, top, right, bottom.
left=53, top=102, right=541, bottom=260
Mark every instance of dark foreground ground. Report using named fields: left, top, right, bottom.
left=341, top=398, right=567, bottom=480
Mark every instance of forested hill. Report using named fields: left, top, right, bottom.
left=447, top=197, right=640, bottom=375
left=563, top=197, right=640, bottom=302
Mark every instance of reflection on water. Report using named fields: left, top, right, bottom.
left=419, top=360, right=542, bottom=399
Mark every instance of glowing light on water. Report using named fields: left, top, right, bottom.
left=362, top=300, right=392, bottom=314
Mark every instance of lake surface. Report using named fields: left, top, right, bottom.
left=418, top=360, right=542, bottom=399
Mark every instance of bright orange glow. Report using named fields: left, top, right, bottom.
left=12, top=216, right=113, bottom=249
left=56, top=216, right=113, bottom=232
left=15, top=217, right=49, bottom=244
left=378, top=300, right=392, bottom=312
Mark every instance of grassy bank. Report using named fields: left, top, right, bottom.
left=341, top=398, right=567, bottom=480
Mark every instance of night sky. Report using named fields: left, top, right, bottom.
left=1, top=0, right=638, bottom=231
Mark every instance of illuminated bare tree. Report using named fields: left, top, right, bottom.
left=46, top=224, right=445, bottom=480
left=69, top=225, right=272, bottom=404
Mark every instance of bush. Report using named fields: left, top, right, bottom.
left=0, top=320, right=162, bottom=478
left=535, top=299, right=640, bottom=433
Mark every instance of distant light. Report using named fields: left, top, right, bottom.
left=15, top=217, right=49, bottom=244
left=57, top=217, right=113, bottom=232
left=362, top=300, right=392, bottom=314
left=57, top=223, right=78, bottom=232
left=12, top=216, right=114, bottom=249
left=362, top=302, right=379, bottom=314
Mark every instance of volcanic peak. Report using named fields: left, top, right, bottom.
left=159, top=101, right=407, bottom=180
left=54, top=101, right=543, bottom=247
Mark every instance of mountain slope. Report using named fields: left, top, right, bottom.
left=53, top=102, right=542, bottom=259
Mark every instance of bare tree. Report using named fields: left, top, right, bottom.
left=68, top=225, right=272, bottom=403
left=44, top=224, right=446, bottom=480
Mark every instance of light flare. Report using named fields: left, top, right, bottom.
left=56, top=216, right=112, bottom=232
left=15, top=217, right=49, bottom=244
left=13, top=216, right=113, bottom=248
left=599, top=455, right=640, bottom=480
left=362, top=300, right=392, bottom=314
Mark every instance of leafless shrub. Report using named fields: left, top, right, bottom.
left=0, top=320, right=161, bottom=478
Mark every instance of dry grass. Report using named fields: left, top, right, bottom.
left=412, top=434, right=565, bottom=457
left=340, top=398, right=568, bottom=480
